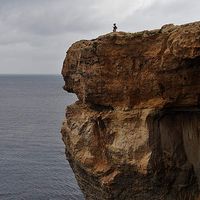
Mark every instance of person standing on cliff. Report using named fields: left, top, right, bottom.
left=113, top=23, right=117, bottom=32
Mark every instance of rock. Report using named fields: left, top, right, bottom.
left=61, top=21, right=200, bottom=199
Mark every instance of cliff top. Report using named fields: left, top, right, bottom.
left=62, top=21, right=200, bottom=109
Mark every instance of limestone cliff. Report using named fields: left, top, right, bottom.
left=61, top=21, right=200, bottom=200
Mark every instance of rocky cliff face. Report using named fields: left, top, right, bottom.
left=61, top=21, right=200, bottom=200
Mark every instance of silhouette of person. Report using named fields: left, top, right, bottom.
left=113, top=23, right=117, bottom=32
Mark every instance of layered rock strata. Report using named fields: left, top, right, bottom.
left=61, top=21, right=200, bottom=199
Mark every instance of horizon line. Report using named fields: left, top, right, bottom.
left=0, top=73, right=61, bottom=75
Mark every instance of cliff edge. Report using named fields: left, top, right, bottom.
left=61, top=21, right=200, bottom=200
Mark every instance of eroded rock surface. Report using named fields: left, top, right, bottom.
left=61, top=21, right=200, bottom=199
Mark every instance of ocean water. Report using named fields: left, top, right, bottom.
left=0, top=75, right=84, bottom=200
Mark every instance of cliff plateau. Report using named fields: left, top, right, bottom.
left=61, top=21, right=200, bottom=200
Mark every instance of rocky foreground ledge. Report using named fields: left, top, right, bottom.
left=61, top=21, right=200, bottom=200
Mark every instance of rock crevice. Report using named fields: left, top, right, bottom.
left=61, top=21, right=200, bottom=199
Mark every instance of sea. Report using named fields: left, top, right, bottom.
left=0, top=75, right=84, bottom=200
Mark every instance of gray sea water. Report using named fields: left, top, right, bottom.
left=0, top=75, right=84, bottom=200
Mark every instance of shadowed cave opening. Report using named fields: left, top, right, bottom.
left=146, top=107, right=200, bottom=198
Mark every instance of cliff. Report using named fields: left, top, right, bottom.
left=61, top=21, right=200, bottom=200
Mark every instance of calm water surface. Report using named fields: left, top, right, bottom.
left=0, top=75, right=84, bottom=200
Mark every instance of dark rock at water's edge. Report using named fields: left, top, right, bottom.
left=61, top=21, right=200, bottom=199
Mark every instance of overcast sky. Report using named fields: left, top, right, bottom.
left=0, top=0, right=199, bottom=74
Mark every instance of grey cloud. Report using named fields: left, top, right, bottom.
left=120, top=0, right=200, bottom=32
left=0, top=0, right=103, bottom=37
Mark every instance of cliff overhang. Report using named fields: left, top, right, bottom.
left=61, top=21, right=200, bottom=199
